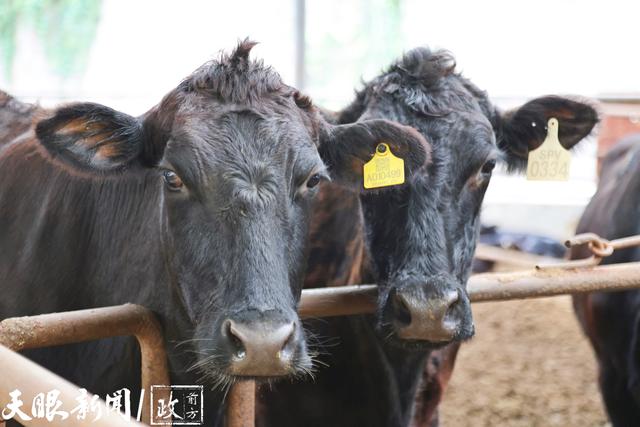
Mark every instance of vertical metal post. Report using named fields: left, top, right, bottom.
left=294, top=0, right=306, bottom=89
left=225, top=381, right=256, bottom=427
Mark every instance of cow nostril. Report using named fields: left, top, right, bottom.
left=443, top=290, right=461, bottom=320
left=392, top=291, right=412, bottom=327
left=392, top=287, right=465, bottom=342
left=224, top=320, right=247, bottom=360
left=222, top=319, right=302, bottom=377
left=277, top=323, right=296, bottom=361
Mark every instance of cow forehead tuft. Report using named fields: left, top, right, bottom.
left=178, top=41, right=291, bottom=105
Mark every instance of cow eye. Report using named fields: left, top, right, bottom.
left=481, top=159, right=496, bottom=175
left=297, top=171, right=328, bottom=198
left=306, top=173, right=322, bottom=189
left=163, top=170, right=184, bottom=191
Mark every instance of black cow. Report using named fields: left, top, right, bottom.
left=0, top=42, right=430, bottom=424
left=572, top=133, right=640, bottom=426
left=260, top=47, right=598, bottom=427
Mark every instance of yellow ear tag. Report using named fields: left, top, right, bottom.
left=526, top=118, right=571, bottom=181
left=363, top=143, right=405, bottom=189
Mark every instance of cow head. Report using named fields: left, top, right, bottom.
left=338, top=47, right=598, bottom=349
left=34, top=42, right=430, bottom=382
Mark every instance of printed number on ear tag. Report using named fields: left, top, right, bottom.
left=363, top=143, right=405, bottom=189
left=526, top=118, right=571, bottom=181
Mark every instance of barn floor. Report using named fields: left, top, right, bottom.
left=440, top=295, right=609, bottom=427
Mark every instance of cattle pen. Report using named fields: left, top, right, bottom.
left=2, top=233, right=640, bottom=426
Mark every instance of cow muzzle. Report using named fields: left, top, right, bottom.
left=221, top=318, right=301, bottom=377
left=384, top=276, right=474, bottom=344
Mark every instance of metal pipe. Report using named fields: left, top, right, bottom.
left=474, top=244, right=559, bottom=268
left=468, top=261, right=640, bottom=301
left=293, top=0, right=306, bottom=89
left=0, top=344, right=143, bottom=426
left=0, top=304, right=170, bottom=425
left=565, top=232, right=640, bottom=258
left=611, top=235, right=640, bottom=250
left=299, top=284, right=377, bottom=319
left=225, top=381, right=255, bottom=427
left=299, top=261, right=640, bottom=317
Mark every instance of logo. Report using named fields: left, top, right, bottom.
left=150, top=385, right=204, bottom=426
left=1, top=386, right=205, bottom=425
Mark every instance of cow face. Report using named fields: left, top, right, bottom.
left=339, top=47, right=598, bottom=349
left=34, top=42, right=430, bottom=383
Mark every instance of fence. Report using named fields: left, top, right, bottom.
left=0, top=304, right=170, bottom=426
left=2, top=234, right=640, bottom=426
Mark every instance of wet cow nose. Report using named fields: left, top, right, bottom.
left=223, top=319, right=297, bottom=376
left=391, top=288, right=461, bottom=342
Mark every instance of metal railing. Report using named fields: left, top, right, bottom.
left=0, top=304, right=170, bottom=426
left=541, top=232, right=640, bottom=268
left=3, top=233, right=640, bottom=426
left=474, top=243, right=559, bottom=269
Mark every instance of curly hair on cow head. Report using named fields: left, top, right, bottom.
left=339, top=46, right=493, bottom=122
left=178, top=38, right=291, bottom=104
left=391, top=47, right=456, bottom=86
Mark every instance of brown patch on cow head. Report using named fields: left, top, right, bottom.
left=546, top=108, right=578, bottom=121
left=95, top=142, right=121, bottom=160
left=56, top=118, right=93, bottom=135
left=82, top=130, right=118, bottom=148
left=35, top=102, right=145, bottom=172
left=350, top=156, right=366, bottom=179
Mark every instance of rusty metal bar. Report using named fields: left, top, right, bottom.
left=609, top=234, right=640, bottom=250
left=299, top=284, right=377, bottom=319
left=468, top=261, right=640, bottom=302
left=299, top=261, right=640, bottom=317
left=225, top=381, right=255, bottom=427
left=0, top=304, right=170, bottom=425
left=549, top=232, right=640, bottom=268
left=538, top=255, right=602, bottom=269
left=565, top=232, right=640, bottom=253
left=566, top=232, right=614, bottom=257
left=0, top=344, right=143, bottom=426
left=474, top=244, right=560, bottom=269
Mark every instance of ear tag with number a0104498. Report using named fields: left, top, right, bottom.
left=363, top=143, right=405, bottom=189
left=526, top=118, right=571, bottom=181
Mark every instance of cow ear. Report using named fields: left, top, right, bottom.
left=498, top=96, right=599, bottom=171
left=319, top=119, right=431, bottom=191
left=35, top=102, right=148, bottom=172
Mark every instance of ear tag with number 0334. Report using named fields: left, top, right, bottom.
left=526, top=118, right=571, bottom=181
left=363, top=142, right=405, bottom=189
